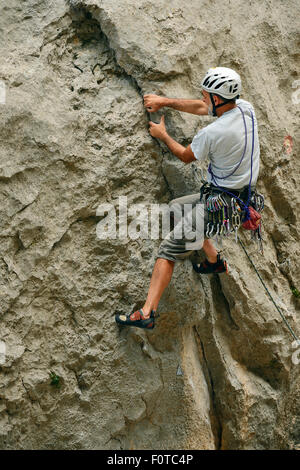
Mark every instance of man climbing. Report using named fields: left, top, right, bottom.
left=115, top=67, right=260, bottom=329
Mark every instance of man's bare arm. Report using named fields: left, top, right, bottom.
left=148, top=116, right=196, bottom=164
left=144, top=94, right=208, bottom=116
left=163, top=97, right=208, bottom=116
left=162, top=136, right=197, bottom=164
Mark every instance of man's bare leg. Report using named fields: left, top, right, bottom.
left=142, top=241, right=217, bottom=318
left=202, top=239, right=218, bottom=263
left=142, top=258, right=175, bottom=318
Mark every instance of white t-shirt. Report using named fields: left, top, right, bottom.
left=191, top=99, right=260, bottom=189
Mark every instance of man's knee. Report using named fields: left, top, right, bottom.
left=156, top=257, right=175, bottom=265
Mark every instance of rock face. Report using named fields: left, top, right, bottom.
left=0, top=0, right=299, bottom=450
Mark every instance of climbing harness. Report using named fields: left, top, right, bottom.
left=238, top=236, right=300, bottom=343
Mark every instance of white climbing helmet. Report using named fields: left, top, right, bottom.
left=201, top=67, right=242, bottom=100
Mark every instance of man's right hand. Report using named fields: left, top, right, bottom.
left=143, top=94, right=166, bottom=112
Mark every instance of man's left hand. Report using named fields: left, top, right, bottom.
left=149, top=115, right=167, bottom=141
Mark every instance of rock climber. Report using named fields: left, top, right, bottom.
left=115, top=67, right=260, bottom=329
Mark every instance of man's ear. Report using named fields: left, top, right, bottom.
left=213, top=94, right=222, bottom=106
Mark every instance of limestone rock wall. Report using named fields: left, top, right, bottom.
left=0, top=0, right=299, bottom=449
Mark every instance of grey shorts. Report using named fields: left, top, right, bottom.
left=156, top=188, right=250, bottom=263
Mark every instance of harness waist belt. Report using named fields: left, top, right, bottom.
left=208, top=183, right=256, bottom=195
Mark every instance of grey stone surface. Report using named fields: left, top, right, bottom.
left=0, top=0, right=299, bottom=449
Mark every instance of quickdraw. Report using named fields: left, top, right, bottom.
left=205, top=192, right=232, bottom=246
left=249, top=191, right=264, bottom=254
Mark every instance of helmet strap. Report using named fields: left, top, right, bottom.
left=209, top=93, right=238, bottom=116
left=209, top=93, right=217, bottom=116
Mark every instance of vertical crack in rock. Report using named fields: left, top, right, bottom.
left=193, top=326, right=222, bottom=450
left=160, top=151, right=174, bottom=200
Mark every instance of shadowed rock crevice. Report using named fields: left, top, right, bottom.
left=193, top=326, right=222, bottom=449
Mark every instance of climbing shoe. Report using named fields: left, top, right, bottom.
left=115, top=309, right=158, bottom=329
left=192, top=253, right=228, bottom=275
